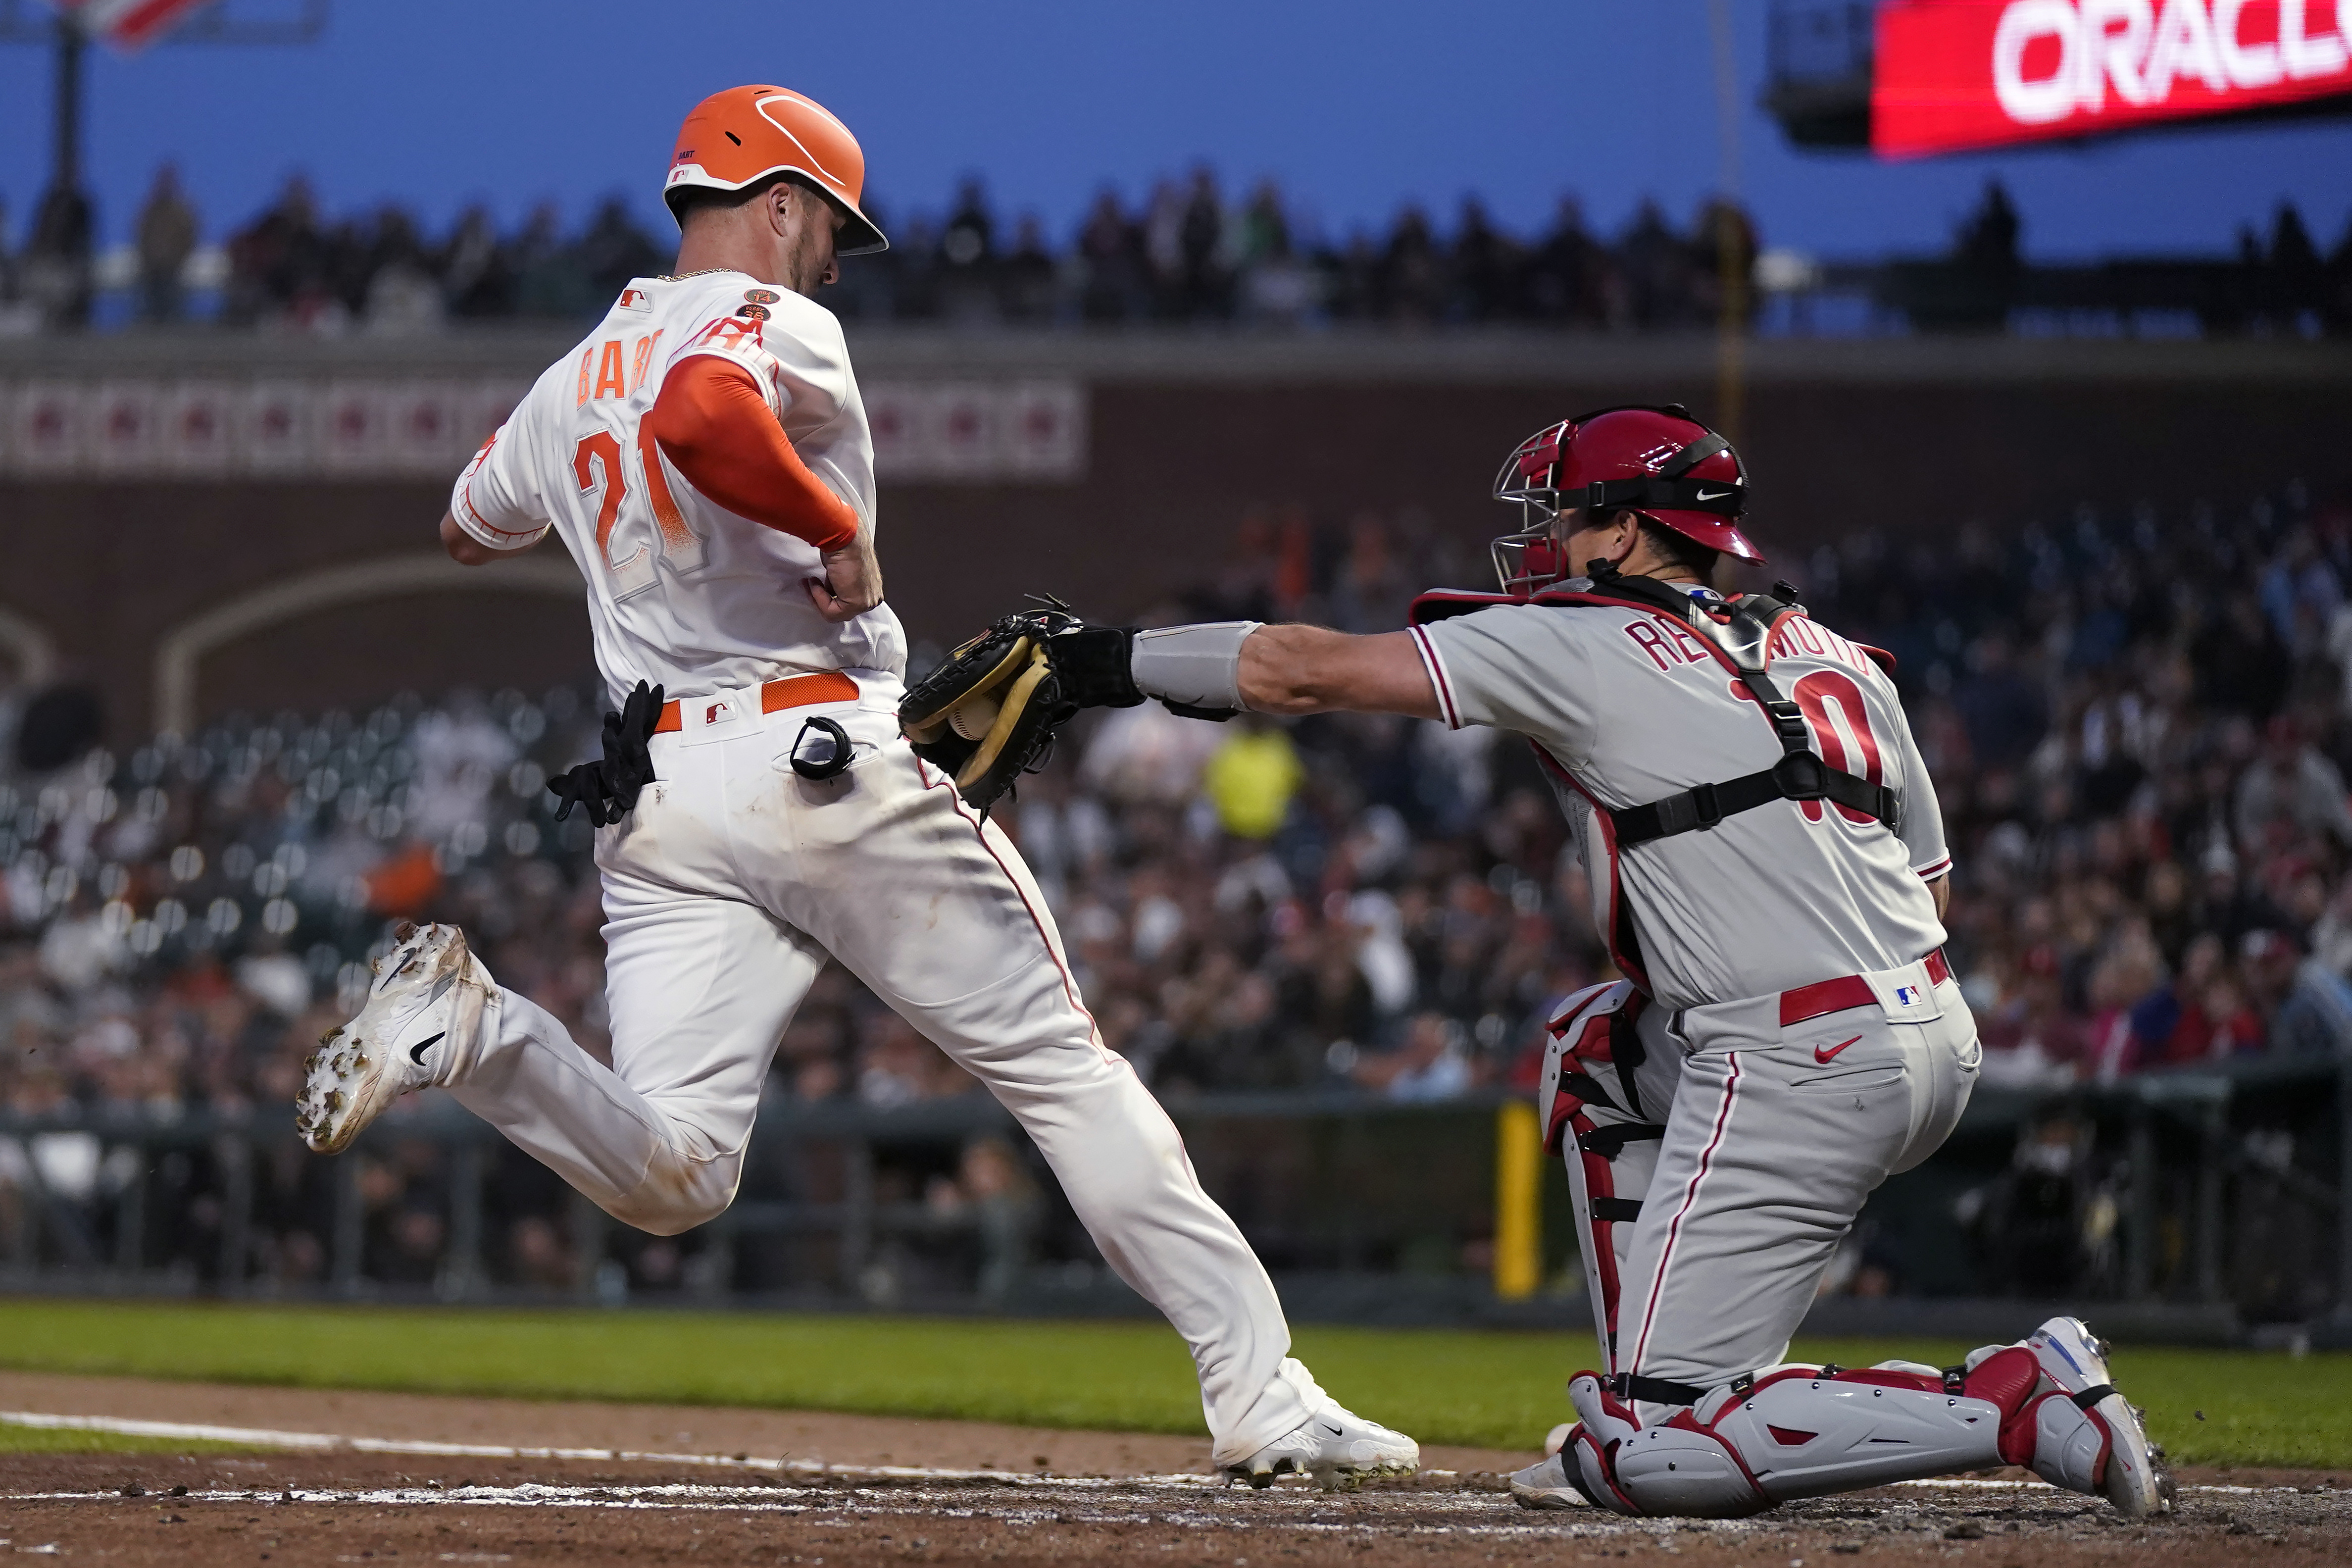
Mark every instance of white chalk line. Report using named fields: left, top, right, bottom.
left=0, top=1410, right=2272, bottom=1519
left=0, top=1409, right=1213, bottom=1487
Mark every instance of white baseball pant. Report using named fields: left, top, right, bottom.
left=444, top=677, right=1309, bottom=1464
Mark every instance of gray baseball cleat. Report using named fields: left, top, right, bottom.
left=296, top=921, right=491, bottom=1154
left=2013, top=1316, right=2175, bottom=1518
left=1226, top=1401, right=1420, bottom=1491
left=1509, top=1450, right=1595, bottom=1510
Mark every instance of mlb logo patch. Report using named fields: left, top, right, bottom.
left=704, top=700, right=733, bottom=725
left=1893, top=985, right=1923, bottom=1008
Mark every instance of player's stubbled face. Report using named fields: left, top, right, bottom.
left=787, top=203, right=845, bottom=297
left=1557, top=511, right=1613, bottom=576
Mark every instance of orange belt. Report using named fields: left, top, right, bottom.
left=651, top=670, right=860, bottom=735
left=1779, top=950, right=1951, bottom=1028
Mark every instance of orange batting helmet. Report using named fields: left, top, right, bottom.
left=662, top=86, right=889, bottom=254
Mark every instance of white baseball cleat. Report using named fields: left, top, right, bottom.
left=1226, top=1394, right=1420, bottom=1490
left=296, top=921, right=491, bottom=1155
left=2016, top=1315, right=2174, bottom=1518
left=1509, top=1450, right=1595, bottom=1510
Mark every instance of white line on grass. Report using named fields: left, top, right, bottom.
left=0, top=1410, right=1211, bottom=1485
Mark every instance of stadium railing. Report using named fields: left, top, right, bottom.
left=0, top=1055, right=2343, bottom=1338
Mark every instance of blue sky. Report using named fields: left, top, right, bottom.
left=0, top=0, right=2346, bottom=259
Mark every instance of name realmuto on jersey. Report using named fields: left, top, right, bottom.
left=1618, top=610, right=1880, bottom=678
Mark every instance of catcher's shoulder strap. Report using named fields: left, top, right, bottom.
left=1525, top=572, right=1899, bottom=848
left=1407, top=588, right=1520, bottom=626
left=1403, top=576, right=1898, bottom=846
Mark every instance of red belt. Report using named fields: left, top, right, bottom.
left=651, top=670, right=860, bottom=735
left=1779, top=950, right=1951, bottom=1028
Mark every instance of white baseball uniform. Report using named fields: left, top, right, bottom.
left=1412, top=585, right=1992, bottom=1511
left=442, top=270, right=1315, bottom=1464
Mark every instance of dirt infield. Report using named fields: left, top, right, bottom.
left=3, top=1374, right=2349, bottom=1566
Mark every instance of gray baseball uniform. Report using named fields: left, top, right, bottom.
left=1411, top=595, right=1951, bottom=1011
left=1412, top=589, right=1978, bottom=1417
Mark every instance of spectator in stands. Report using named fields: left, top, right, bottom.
left=1177, top=166, right=1228, bottom=319
left=20, top=180, right=94, bottom=331
left=1521, top=196, right=1608, bottom=327
left=222, top=174, right=322, bottom=325
left=1616, top=199, right=1692, bottom=330
left=1355, top=1011, right=1471, bottom=1102
left=1076, top=188, right=1145, bottom=323
left=1951, top=178, right=2023, bottom=329
left=1376, top=204, right=1443, bottom=323
left=439, top=205, right=515, bottom=319
left=998, top=213, right=1057, bottom=323
left=938, top=177, right=997, bottom=323
left=1951, top=631, right=2046, bottom=773
left=2191, top=591, right=2294, bottom=718
left=133, top=164, right=199, bottom=324
left=1236, top=180, right=1312, bottom=324
left=1448, top=197, right=1515, bottom=322
left=2244, top=929, right=2352, bottom=1057
left=2235, top=716, right=2352, bottom=854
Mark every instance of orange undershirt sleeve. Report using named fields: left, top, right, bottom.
left=644, top=355, right=860, bottom=552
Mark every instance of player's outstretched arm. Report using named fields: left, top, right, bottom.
left=1056, top=619, right=1441, bottom=721
left=1237, top=625, right=1442, bottom=720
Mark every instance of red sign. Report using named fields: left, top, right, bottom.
left=47, top=0, right=213, bottom=51
left=1873, top=0, right=2352, bottom=156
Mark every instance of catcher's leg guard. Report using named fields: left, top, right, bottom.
left=1552, top=1344, right=2173, bottom=1523
left=1553, top=1325, right=2172, bottom=1521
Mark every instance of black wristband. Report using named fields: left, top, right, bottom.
left=1048, top=626, right=1145, bottom=708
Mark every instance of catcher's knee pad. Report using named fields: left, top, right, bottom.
left=1563, top=1371, right=1767, bottom=1517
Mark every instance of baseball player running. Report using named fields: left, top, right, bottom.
left=933, top=405, right=2168, bottom=1519
left=294, top=84, right=1416, bottom=1489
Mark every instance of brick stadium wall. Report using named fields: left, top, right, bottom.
left=3, top=332, right=2347, bottom=741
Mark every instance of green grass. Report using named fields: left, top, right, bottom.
left=0, top=1419, right=251, bottom=1456
left=0, top=1300, right=2345, bottom=1467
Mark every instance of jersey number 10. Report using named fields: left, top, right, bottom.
left=573, top=428, right=705, bottom=600
left=1787, top=668, right=1887, bottom=827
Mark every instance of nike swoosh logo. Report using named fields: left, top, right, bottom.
left=1319, top=1422, right=1346, bottom=1438
left=409, top=1032, right=446, bottom=1066
left=1813, top=1035, right=1862, bottom=1064
left=1694, top=487, right=1732, bottom=501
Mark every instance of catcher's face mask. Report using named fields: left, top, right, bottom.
left=1490, top=420, right=1575, bottom=595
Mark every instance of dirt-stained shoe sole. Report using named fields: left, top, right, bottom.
left=295, top=922, right=483, bottom=1154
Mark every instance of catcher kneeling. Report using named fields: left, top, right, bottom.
left=909, top=405, right=2171, bottom=1520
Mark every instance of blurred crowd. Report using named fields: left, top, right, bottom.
left=5, top=482, right=2352, bottom=1297
left=10, top=165, right=2352, bottom=338
left=7, top=166, right=2352, bottom=338
left=0, top=164, right=1767, bottom=334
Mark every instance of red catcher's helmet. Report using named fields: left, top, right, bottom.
left=1490, top=403, right=1757, bottom=592
left=663, top=86, right=889, bottom=255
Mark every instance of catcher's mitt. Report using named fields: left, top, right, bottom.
left=899, top=601, right=1139, bottom=813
